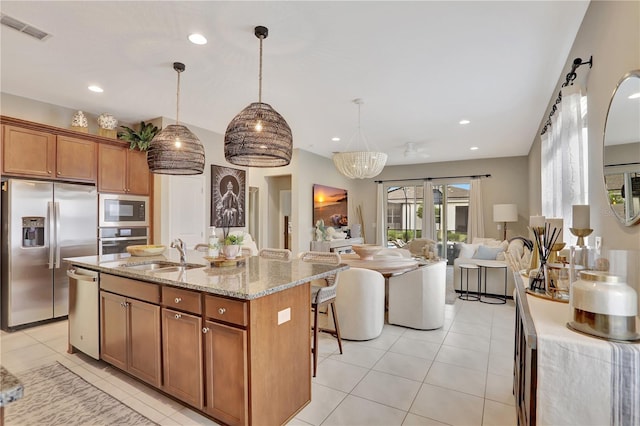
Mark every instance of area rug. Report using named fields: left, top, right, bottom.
left=6, top=362, right=157, bottom=426
left=445, top=265, right=457, bottom=305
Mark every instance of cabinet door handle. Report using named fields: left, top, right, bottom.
left=57, top=171, right=61, bottom=175
left=48, top=170, right=52, bottom=174
left=202, top=327, right=210, bottom=334
left=175, top=313, right=182, bottom=319
left=218, top=307, right=226, bottom=315
left=174, top=297, right=182, bottom=303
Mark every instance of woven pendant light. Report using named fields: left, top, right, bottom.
left=225, top=26, right=292, bottom=167
left=147, top=62, right=205, bottom=175
left=332, top=99, right=387, bottom=179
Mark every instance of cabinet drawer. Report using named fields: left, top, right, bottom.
left=204, top=295, right=247, bottom=327
left=163, top=286, right=202, bottom=315
left=100, top=274, right=160, bottom=304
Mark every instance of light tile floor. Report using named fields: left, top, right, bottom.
left=0, top=298, right=517, bottom=426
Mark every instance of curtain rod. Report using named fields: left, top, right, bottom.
left=374, top=174, right=491, bottom=184
left=540, top=56, right=593, bottom=136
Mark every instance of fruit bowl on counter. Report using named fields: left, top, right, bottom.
left=126, top=245, right=166, bottom=257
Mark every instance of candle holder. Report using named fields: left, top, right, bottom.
left=569, top=228, right=593, bottom=247
left=548, top=242, right=566, bottom=264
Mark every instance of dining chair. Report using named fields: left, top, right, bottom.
left=259, top=248, right=292, bottom=261
left=332, top=267, right=385, bottom=340
left=299, top=251, right=343, bottom=377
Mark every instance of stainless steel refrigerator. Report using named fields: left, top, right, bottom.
left=1, top=179, right=97, bottom=330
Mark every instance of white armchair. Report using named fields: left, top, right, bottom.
left=388, top=261, right=446, bottom=330
left=332, top=268, right=385, bottom=340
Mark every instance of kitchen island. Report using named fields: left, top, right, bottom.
left=65, top=251, right=348, bottom=426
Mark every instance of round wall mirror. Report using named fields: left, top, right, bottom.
left=603, top=70, right=640, bottom=226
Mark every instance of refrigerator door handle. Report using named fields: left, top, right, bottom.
left=48, top=201, right=55, bottom=269
left=55, top=202, right=61, bottom=268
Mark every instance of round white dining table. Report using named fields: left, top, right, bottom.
left=339, top=253, right=419, bottom=277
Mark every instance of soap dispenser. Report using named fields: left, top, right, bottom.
left=208, top=227, right=220, bottom=257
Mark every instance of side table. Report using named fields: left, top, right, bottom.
left=458, top=263, right=480, bottom=301
left=476, top=260, right=508, bottom=304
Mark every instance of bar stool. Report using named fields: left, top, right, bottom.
left=299, top=251, right=343, bottom=377
left=458, top=263, right=480, bottom=301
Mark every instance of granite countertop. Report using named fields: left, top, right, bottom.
left=64, top=251, right=349, bottom=300
left=0, top=366, right=24, bottom=407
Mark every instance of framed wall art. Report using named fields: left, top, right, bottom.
left=211, top=165, right=246, bottom=228
left=313, top=184, right=348, bottom=227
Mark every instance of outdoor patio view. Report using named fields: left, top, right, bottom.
left=386, top=183, right=470, bottom=264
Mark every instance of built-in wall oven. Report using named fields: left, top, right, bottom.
left=99, top=194, right=149, bottom=254
left=99, top=227, right=149, bottom=255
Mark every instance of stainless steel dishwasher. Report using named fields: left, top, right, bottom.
left=67, top=267, right=100, bottom=359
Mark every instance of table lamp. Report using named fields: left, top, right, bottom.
left=493, top=204, right=518, bottom=240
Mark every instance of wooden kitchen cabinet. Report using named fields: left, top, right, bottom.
left=2, top=125, right=96, bottom=182
left=162, top=308, right=203, bottom=409
left=203, top=320, right=248, bottom=426
left=98, top=143, right=150, bottom=195
left=100, top=290, right=161, bottom=387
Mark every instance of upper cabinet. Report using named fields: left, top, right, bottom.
left=1, top=116, right=152, bottom=196
left=2, top=124, right=97, bottom=183
left=98, top=143, right=150, bottom=195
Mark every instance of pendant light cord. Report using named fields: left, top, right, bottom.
left=176, top=69, right=181, bottom=125
left=353, top=99, right=371, bottom=151
left=258, top=36, right=263, bottom=104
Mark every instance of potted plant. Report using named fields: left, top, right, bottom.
left=117, top=121, right=160, bottom=151
left=222, top=231, right=244, bottom=259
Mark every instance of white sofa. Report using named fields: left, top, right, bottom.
left=453, top=237, right=532, bottom=298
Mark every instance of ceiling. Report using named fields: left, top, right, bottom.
left=0, top=1, right=590, bottom=166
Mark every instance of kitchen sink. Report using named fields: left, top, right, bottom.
left=122, top=261, right=202, bottom=272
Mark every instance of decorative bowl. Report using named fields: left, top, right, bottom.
left=351, top=244, right=381, bottom=260
left=126, top=245, right=166, bottom=257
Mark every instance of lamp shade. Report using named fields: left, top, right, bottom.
left=147, top=124, right=205, bottom=175
left=332, top=151, right=388, bottom=179
left=493, top=204, right=518, bottom=222
left=224, top=102, right=292, bottom=167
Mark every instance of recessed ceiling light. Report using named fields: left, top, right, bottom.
left=331, top=137, right=340, bottom=142
left=470, top=146, right=479, bottom=151
left=88, top=85, right=103, bottom=93
left=628, top=92, right=640, bottom=99
left=459, top=119, right=470, bottom=125
left=188, top=33, right=207, bottom=45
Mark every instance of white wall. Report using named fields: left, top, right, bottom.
left=351, top=156, right=531, bottom=243
left=529, top=0, right=640, bottom=250
left=0, top=92, right=134, bottom=131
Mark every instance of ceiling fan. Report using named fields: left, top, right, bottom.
left=403, top=142, right=430, bottom=159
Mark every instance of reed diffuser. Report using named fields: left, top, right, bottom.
left=529, top=222, right=561, bottom=294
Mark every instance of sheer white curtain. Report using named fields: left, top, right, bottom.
left=376, top=183, right=386, bottom=246
left=541, top=85, right=589, bottom=238
left=422, top=181, right=435, bottom=240
left=467, top=178, right=485, bottom=241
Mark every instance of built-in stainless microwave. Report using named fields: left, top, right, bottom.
left=99, top=194, right=149, bottom=227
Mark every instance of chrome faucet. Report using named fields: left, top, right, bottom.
left=171, top=238, right=186, bottom=266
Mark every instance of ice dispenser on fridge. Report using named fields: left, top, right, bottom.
left=22, top=217, right=45, bottom=247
